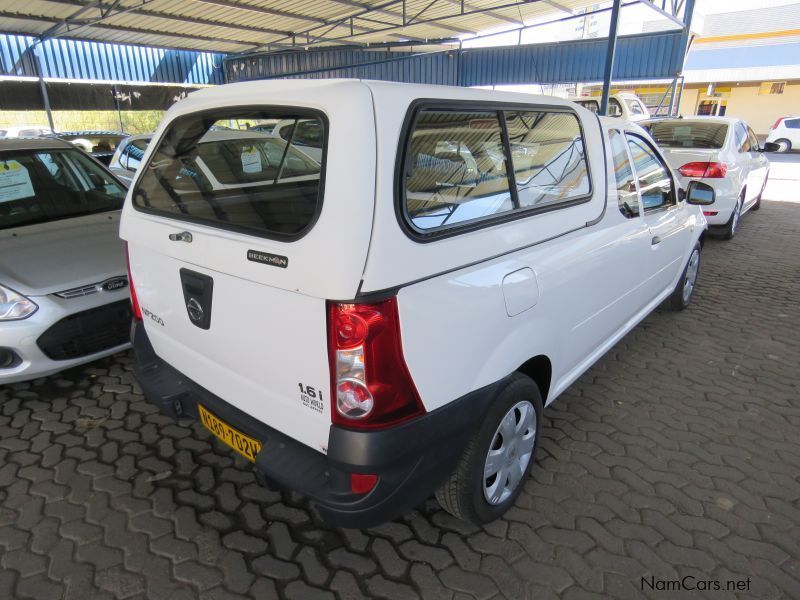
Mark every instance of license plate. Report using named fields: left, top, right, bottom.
left=198, top=404, right=262, bottom=462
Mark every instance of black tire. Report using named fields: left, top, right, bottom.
left=752, top=174, right=768, bottom=211
left=720, top=195, right=742, bottom=240
left=435, top=373, right=543, bottom=524
left=669, top=242, right=701, bottom=311
left=774, top=138, right=792, bottom=153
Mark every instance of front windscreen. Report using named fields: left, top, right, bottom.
left=0, top=149, right=125, bottom=230
left=132, top=109, right=326, bottom=238
left=644, top=121, right=728, bottom=149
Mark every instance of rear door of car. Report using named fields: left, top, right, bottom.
left=744, top=124, right=769, bottom=206
left=121, top=84, right=376, bottom=453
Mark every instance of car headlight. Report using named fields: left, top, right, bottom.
left=0, top=284, right=38, bottom=320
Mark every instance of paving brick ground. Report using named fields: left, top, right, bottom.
left=1, top=200, right=799, bottom=599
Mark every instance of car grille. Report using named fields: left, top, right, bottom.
left=55, top=276, right=128, bottom=299
left=37, top=300, right=132, bottom=361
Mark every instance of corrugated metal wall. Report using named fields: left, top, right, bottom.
left=0, top=34, right=224, bottom=85
left=226, top=48, right=459, bottom=85
left=226, top=31, right=687, bottom=86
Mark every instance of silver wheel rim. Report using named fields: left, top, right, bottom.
left=731, top=200, right=740, bottom=234
left=778, top=140, right=789, bottom=152
left=682, top=248, right=700, bottom=303
left=483, top=400, right=536, bottom=505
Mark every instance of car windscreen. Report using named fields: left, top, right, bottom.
left=644, top=121, right=728, bottom=149
left=132, top=109, right=326, bottom=238
left=0, top=149, right=125, bottom=230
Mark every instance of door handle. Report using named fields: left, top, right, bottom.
left=169, top=231, right=193, bottom=243
left=651, top=235, right=662, bottom=246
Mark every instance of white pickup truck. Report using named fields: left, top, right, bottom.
left=120, top=79, right=715, bottom=527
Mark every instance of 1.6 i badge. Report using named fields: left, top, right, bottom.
left=298, top=383, right=324, bottom=413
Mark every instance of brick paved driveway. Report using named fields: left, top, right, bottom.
left=1, top=201, right=799, bottom=600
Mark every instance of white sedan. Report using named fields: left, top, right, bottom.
left=641, top=116, right=769, bottom=239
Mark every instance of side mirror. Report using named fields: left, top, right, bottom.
left=762, top=142, right=780, bottom=153
left=686, top=181, right=715, bottom=206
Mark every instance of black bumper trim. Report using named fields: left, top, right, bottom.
left=131, top=321, right=504, bottom=528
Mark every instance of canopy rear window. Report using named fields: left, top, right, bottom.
left=644, top=121, right=728, bottom=149
left=132, top=108, right=326, bottom=239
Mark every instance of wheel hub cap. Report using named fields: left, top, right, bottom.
left=682, top=248, right=700, bottom=303
left=483, top=400, right=536, bottom=505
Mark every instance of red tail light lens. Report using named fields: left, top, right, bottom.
left=679, top=162, right=727, bottom=178
left=771, top=117, right=786, bottom=130
left=703, top=211, right=718, bottom=216
left=125, top=243, right=143, bottom=321
left=327, top=298, right=425, bottom=430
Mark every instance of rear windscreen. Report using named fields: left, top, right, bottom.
left=644, top=121, right=728, bottom=149
left=132, top=109, right=326, bottom=238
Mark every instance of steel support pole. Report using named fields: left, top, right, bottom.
left=599, top=0, right=622, bottom=116
left=33, top=42, right=55, bottom=132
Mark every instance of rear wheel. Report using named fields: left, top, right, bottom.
left=775, top=138, right=792, bottom=153
left=669, top=242, right=701, bottom=311
left=720, top=195, right=742, bottom=240
left=436, top=373, right=542, bottom=524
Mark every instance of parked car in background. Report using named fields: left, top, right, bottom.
left=122, top=80, right=715, bottom=527
left=568, top=93, right=651, bottom=122
left=0, top=125, right=53, bottom=138
left=247, top=118, right=324, bottom=162
left=766, top=116, right=800, bottom=152
left=0, top=137, right=130, bottom=384
left=641, top=116, right=769, bottom=239
left=58, top=131, right=126, bottom=165
left=108, top=134, right=152, bottom=184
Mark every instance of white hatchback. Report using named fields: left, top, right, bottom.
left=642, top=116, right=769, bottom=239
left=766, top=116, right=800, bottom=153
left=121, top=80, right=715, bottom=527
left=568, top=92, right=651, bottom=122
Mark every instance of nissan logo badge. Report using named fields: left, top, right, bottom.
left=186, top=298, right=204, bottom=323
left=101, top=277, right=128, bottom=292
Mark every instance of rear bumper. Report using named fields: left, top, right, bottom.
left=132, top=321, right=501, bottom=528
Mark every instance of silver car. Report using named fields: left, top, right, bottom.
left=0, top=137, right=130, bottom=384
left=108, top=134, right=152, bottom=185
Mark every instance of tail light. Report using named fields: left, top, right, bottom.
left=703, top=211, right=718, bottom=216
left=771, top=117, right=786, bottom=130
left=327, top=297, right=425, bottom=430
left=679, top=162, right=727, bottom=178
left=125, top=243, right=143, bottom=321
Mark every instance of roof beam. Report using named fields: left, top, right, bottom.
left=38, top=0, right=293, bottom=37
left=635, top=0, right=685, bottom=28
left=52, top=0, right=417, bottom=46
left=324, top=0, right=473, bottom=35
left=539, top=0, right=572, bottom=13
left=0, top=10, right=256, bottom=48
left=438, top=0, right=523, bottom=25
left=279, top=0, right=541, bottom=47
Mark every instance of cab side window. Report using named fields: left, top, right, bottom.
left=626, top=134, right=675, bottom=211
left=609, top=130, right=639, bottom=218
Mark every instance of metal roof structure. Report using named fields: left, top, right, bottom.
left=0, top=0, right=651, bottom=54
